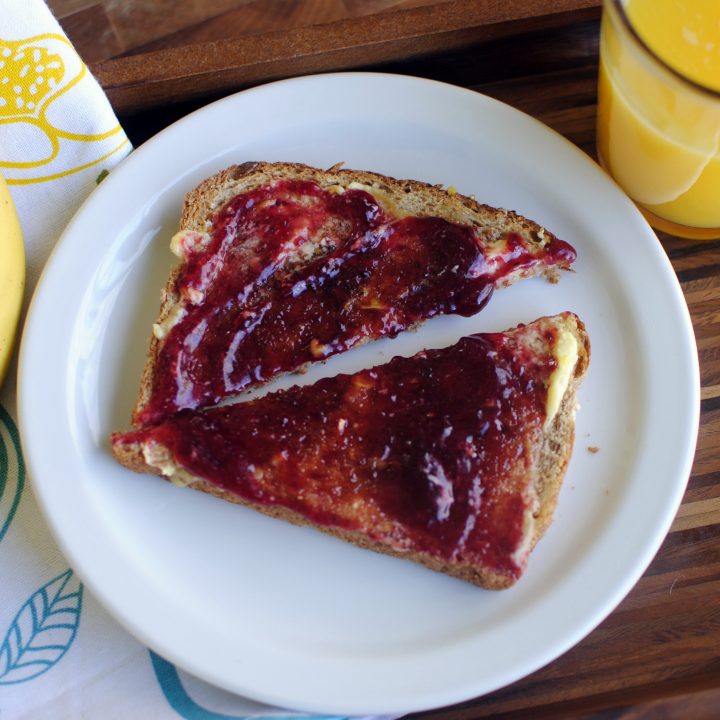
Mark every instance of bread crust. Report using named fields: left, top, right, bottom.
left=531, top=315, right=590, bottom=549
left=133, top=162, right=573, bottom=426
left=114, top=314, right=590, bottom=590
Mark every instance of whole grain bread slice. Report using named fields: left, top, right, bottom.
left=113, top=313, right=590, bottom=590
left=132, top=162, right=576, bottom=427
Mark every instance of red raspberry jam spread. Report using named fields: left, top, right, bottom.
left=136, top=179, right=575, bottom=426
left=117, top=325, right=561, bottom=580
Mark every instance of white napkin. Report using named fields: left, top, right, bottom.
left=0, top=3, right=396, bottom=719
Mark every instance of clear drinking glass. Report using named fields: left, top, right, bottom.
left=597, top=0, right=720, bottom=239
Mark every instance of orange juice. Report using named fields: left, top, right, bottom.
left=597, top=0, right=720, bottom=237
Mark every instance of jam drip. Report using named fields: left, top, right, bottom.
left=119, top=329, right=558, bottom=578
left=137, top=180, right=575, bottom=426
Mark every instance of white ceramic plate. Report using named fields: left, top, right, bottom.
left=19, top=73, right=699, bottom=715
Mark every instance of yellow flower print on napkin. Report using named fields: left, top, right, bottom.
left=0, top=34, right=128, bottom=185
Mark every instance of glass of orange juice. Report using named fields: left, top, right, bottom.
left=597, top=0, right=720, bottom=239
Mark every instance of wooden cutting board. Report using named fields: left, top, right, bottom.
left=49, top=0, right=602, bottom=114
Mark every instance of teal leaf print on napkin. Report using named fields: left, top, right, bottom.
left=0, top=569, right=83, bottom=684
left=150, top=651, right=349, bottom=720
left=0, top=405, right=24, bottom=543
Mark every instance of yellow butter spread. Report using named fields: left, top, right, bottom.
left=170, top=230, right=210, bottom=259
left=345, top=181, right=411, bottom=218
left=143, top=442, right=196, bottom=487
left=153, top=304, right=188, bottom=340
left=544, top=328, right=578, bottom=428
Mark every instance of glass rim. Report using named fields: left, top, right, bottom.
left=609, top=0, right=720, bottom=100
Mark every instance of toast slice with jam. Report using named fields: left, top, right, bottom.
left=113, top=313, right=589, bottom=589
left=132, top=162, right=576, bottom=427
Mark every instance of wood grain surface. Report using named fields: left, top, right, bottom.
left=55, top=3, right=720, bottom=718
left=49, top=0, right=601, bottom=62
left=50, top=0, right=602, bottom=113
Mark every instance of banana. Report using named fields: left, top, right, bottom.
left=0, top=173, right=25, bottom=389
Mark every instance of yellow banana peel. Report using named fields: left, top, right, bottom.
left=0, top=173, right=25, bottom=388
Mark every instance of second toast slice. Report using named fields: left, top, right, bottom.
left=113, top=313, right=590, bottom=589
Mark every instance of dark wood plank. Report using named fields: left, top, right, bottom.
left=51, top=0, right=598, bottom=70
left=577, top=685, right=720, bottom=719
left=50, top=0, right=447, bottom=65
left=124, top=0, right=352, bottom=55
left=102, top=0, right=257, bottom=52
left=53, top=2, right=122, bottom=63
left=47, top=0, right=98, bottom=17
left=92, top=0, right=602, bottom=114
